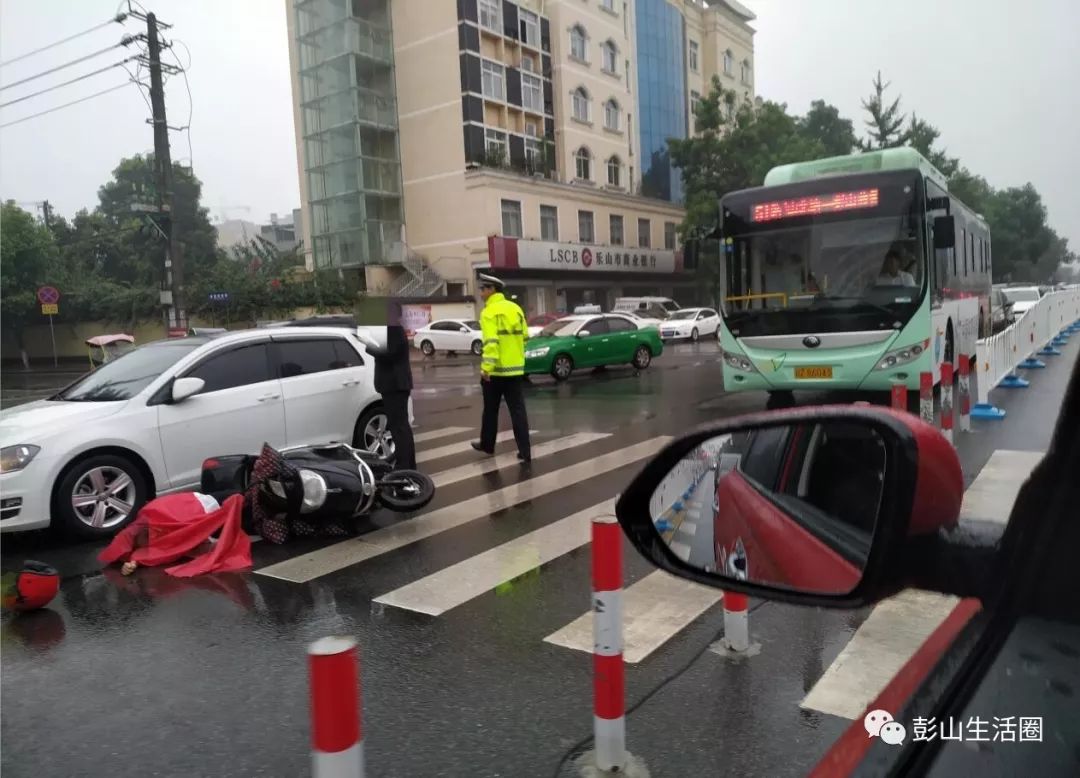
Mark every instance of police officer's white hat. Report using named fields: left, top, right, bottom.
left=477, top=272, right=505, bottom=290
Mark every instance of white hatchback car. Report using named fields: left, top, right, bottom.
left=0, top=328, right=389, bottom=538
left=659, top=308, right=721, bottom=341
left=412, top=319, right=483, bottom=356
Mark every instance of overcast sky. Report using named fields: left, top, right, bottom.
left=2, top=0, right=1077, bottom=249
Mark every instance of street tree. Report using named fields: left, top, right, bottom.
left=859, top=70, right=912, bottom=150
left=1, top=202, right=59, bottom=368
left=799, top=100, right=858, bottom=157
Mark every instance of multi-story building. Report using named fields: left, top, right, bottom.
left=285, top=0, right=756, bottom=316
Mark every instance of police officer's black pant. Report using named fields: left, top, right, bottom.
left=480, top=376, right=531, bottom=457
left=382, top=390, right=416, bottom=470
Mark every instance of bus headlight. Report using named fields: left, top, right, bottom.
left=875, top=339, right=929, bottom=371
left=723, top=352, right=758, bottom=372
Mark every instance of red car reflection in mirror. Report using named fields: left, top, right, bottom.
left=712, top=422, right=886, bottom=593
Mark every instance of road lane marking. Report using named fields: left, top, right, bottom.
left=959, top=449, right=1042, bottom=524
left=544, top=570, right=723, bottom=663
left=669, top=540, right=692, bottom=561
left=414, top=426, right=472, bottom=443
left=431, top=432, right=610, bottom=488
left=802, top=449, right=1043, bottom=719
left=372, top=499, right=615, bottom=616
left=417, top=430, right=538, bottom=463
left=800, top=590, right=961, bottom=719
left=255, top=436, right=671, bottom=583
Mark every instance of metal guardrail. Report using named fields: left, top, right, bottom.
left=973, top=289, right=1080, bottom=418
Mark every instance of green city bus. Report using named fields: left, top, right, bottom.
left=713, top=147, right=990, bottom=407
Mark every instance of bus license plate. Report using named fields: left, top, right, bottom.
left=795, top=366, right=832, bottom=379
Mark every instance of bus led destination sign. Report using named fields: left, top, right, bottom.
left=751, top=188, right=880, bottom=223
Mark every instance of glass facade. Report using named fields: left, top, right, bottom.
left=634, top=0, right=686, bottom=203
left=295, top=0, right=403, bottom=269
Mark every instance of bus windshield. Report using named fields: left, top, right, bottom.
left=723, top=215, right=924, bottom=337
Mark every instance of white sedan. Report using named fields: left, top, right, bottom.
left=413, top=319, right=483, bottom=356
left=0, top=328, right=388, bottom=538
left=620, top=311, right=665, bottom=330
left=659, top=308, right=721, bottom=341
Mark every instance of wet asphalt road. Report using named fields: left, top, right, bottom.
left=2, top=338, right=1077, bottom=777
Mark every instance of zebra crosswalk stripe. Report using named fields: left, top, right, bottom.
left=372, top=499, right=616, bottom=616
left=413, top=426, right=472, bottom=443
left=254, top=436, right=670, bottom=583
left=416, top=430, right=538, bottom=464
left=431, top=432, right=610, bottom=488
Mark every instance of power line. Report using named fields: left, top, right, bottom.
left=0, top=55, right=140, bottom=109
left=0, top=36, right=138, bottom=92
left=0, top=82, right=134, bottom=129
left=0, top=14, right=127, bottom=68
left=165, top=39, right=194, bottom=170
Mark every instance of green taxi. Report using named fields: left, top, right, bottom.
left=524, top=313, right=664, bottom=381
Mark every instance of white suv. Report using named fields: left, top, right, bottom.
left=0, top=327, right=386, bottom=538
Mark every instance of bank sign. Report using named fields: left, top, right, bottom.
left=488, top=236, right=679, bottom=274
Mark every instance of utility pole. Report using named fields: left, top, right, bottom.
left=41, top=200, right=52, bottom=229
left=146, top=12, right=185, bottom=333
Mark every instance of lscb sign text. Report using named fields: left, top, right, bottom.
left=517, top=240, right=676, bottom=274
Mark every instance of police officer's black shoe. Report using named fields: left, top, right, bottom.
left=517, top=451, right=531, bottom=463
left=471, top=441, right=494, bottom=455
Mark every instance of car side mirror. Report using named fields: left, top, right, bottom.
left=460, top=327, right=470, bottom=333
left=578, top=330, right=591, bottom=338
left=615, top=406, right=974, bottom=609
left=933, top=215, right=956, bottom=249
left=171, top=376, right=206, bottom=403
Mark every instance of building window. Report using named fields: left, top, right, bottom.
left=519, top=9, right=540, bottom=46
left=541, top=205, right=559, bottom=241
left=522, top=72, right=543, bottom=112
left=606, top=155, right=621, bottom=187
left=572, top=87, right=590, bottom=121
left=525, top=137, right=543, bottom=169
left=626, top=60, right=631, bottom=91
left=482, top=60, right=505, bottom=100
left=525, top=121, right=539, bottom=136
left=579, top=210, right=595, bottom=243
left=664, top=222, right=676, bottom=250
left=575, top=146, right=592, bottom=180
left=689, top=40, right=699, bottom=72
left=484, top=128, right=508, bottom=161
left=627, top=114, right=633, bottom=152
left=604, top=98, right=620, bottom=130
left=479, top=0, right=501, bottom=32
left=602, top=40, right=618, bottom=74
left=723, top=49, right=734, bottom=76
left=724, top=96, right=735, bottom=120
left=569, top=25, right=588, bottom=61
left=609, top=214, right=624, bottom=246
left=501, top=199, right=523, bottom=238
left=690, top=90, right=701, bottom=117
left=637, top=218, right=650, bottom=248
left=521, top=54, right=537, bottom=72
left=602, top=0, right=615, bottom=11
left=741, top=59, right=752, bottom=85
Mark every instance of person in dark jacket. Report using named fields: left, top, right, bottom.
left=356, top=301, right=416, bottom=470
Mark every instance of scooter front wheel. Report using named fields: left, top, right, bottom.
left=377, top=470, right=436, bottom=512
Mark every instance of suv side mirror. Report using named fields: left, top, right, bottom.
left=933, top=215, right=956, bottom=249
left=615, top=406, right=982, bottom=609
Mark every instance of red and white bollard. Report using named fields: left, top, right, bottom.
left=890, top=382, right=907, bottom=413
left=919, top=371, right=934, bottom=426
left=958, top=356, right=971, bottom=432
left=309, top=636, right=364, bottom=778
left=940, top=362, right=954, bottom=445
left=592, top=516, right=625, bottom=772
left=723, top=592, right=750, bottom=652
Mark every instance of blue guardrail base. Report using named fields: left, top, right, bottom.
left=999, top=374, right=1030, bottom=388
left=1019, top=358, right=1046, bottom=369
left=655, top=519, right=674, bottom=532
left=971, top=403, right=1006, bottom=420
left=1039, top=345, right=1063, bottom=356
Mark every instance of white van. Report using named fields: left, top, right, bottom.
left=612, top=297, right=680, bottom=319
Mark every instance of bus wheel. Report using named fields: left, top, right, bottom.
left=766, top=390, right=795, bottom=410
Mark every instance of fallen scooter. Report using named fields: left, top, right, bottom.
left=200, top=442, right=435, bottom=543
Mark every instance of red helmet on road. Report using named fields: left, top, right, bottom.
left=1, top=560, right=60, bottom=612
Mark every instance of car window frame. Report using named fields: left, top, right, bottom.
left=582, top=317, right=610, bottom=336
left=604, top=315, right=636, bottom=333
left=175, top=339, right=276, bottom=397
left=271, top=335, right=355, bottom=379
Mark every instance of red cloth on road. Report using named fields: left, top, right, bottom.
left=98, top=492, right=252, bottom=578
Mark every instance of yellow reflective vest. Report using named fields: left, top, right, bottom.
left=480, top=292, right=527, bottom=377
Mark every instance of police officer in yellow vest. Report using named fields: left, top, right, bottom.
left=471, top=273, right=532, bottom=462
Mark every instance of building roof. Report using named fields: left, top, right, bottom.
left=704, top=0, right=756, bottom=22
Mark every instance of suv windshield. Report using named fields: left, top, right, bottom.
left=55, top=340, right=203, bottom=402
